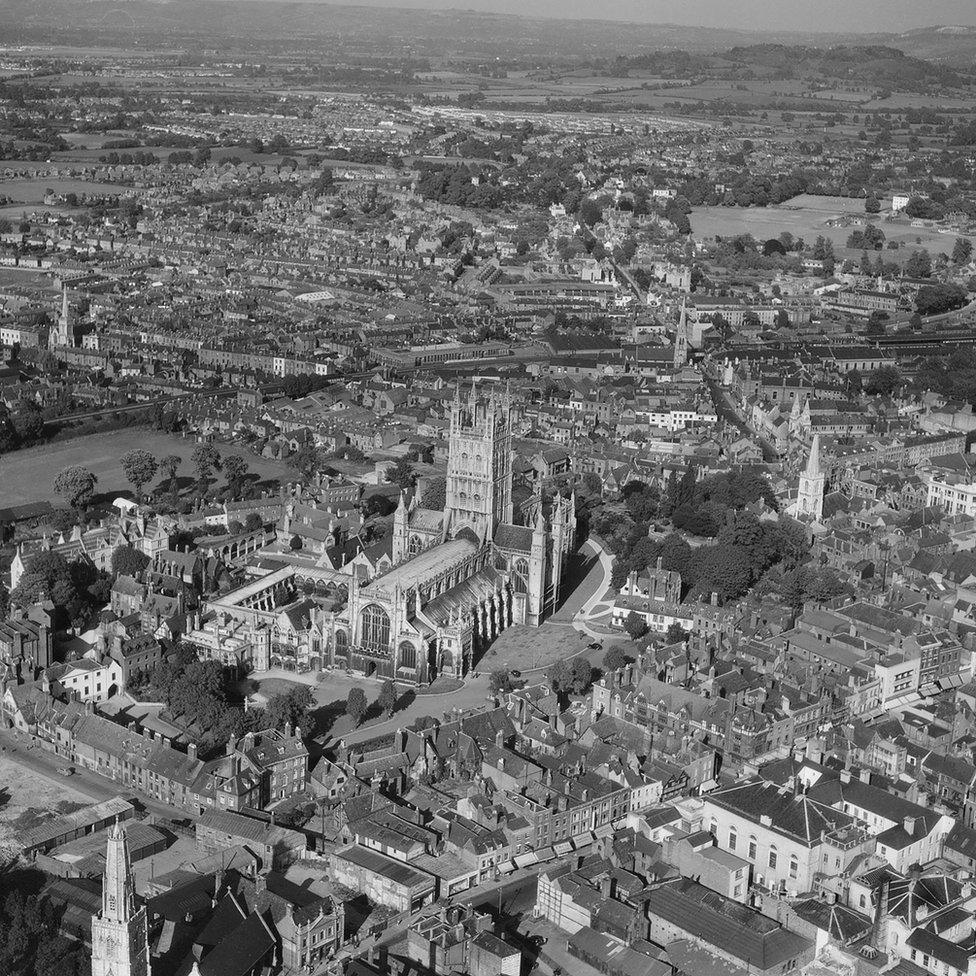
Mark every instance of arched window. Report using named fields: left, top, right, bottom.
left=768, top=846, right=778, bottom=870
left=398, top=641, right=417, bottom=670
left=361, top=604, right=391, bottom=654
left=512, top=558, right=529, bottom=594
left=334, top=629, right=348, bottom=653
left=748, top=836, right=757, bottom=860
left=728, top=828, right=737, bottom=851
left=409, top=535, right=423, bottom=555
left=709, top=818, right=717, bottom=836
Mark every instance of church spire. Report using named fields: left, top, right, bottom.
left=92, top=821, right=150, bottom=976
left=102, top=820, right=136, bottom=922
left=805, top=434, right=822, bottom=478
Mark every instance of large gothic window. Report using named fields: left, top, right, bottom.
left=409, top=535, right=423, bottom=555
left=361, top=604, right=391, bottom=654
left=398, top=641, right=417, bottom=670
left=512, top=558, right=529, bottom=594
left=334, top=629, right=348, bottom=653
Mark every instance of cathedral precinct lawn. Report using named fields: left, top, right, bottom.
left=480, top=622, right=589, bottom=673
left=0, top=427, right=295, bottom=507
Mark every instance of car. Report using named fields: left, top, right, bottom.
left=56, top=766, right=74, bottom=776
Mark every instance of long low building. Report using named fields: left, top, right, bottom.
left=330, top=844, right=437, bottom=913
left=195, top=810, right=306, bottom=871
left=18, top=795, right=135, bottom=854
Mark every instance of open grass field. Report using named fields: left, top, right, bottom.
left=0, top=177, right=131, bottom=203
left=691, top=200, right=966, bottom=257
left=0, top=427, right=296, bottom=506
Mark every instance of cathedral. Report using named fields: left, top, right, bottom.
left=324, top=383, right=577, bottom=683
left=193, top=385, right=577, bottom=685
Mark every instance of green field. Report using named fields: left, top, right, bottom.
left=0, top=428, right=295, bottom=507
left=0, top=178, right=131, bottom=203
left=691, top=199, right=965, bottom=257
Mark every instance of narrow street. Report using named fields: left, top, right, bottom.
left=0, top=727, right=186, bottom=824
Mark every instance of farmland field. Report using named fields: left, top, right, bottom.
left=0, top=428, right=296, bottom=507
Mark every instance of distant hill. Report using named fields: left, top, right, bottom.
left=721, top=43, right=971, bottom=87
left=3, top=1, right=976, bottom=71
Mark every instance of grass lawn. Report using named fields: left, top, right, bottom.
left=479, top=622, right=588, bottom=673
left=0, top=427, right=295, bottom=507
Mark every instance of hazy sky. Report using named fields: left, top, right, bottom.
left=328, top=0, right=976, bottom=32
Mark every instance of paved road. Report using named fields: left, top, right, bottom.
left=0, top=727, right=183, bottom=823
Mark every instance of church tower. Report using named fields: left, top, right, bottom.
left=796, top=435, right=825, bottom=522
left=673, top=298, right=689, bottom=368
left=91, top=822, right=151, bottom=976
left=445, top=384, right=513, bottom=540
left=392, top=490, right=409, bottom=562
left=54, top=286, right=73, bottom=348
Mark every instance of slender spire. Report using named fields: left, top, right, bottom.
left=102, top=821, right=136, bottom=923
left=805, top=434, right=822, bottom=478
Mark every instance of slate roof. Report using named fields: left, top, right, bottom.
left=645, top=878, right=812, bottom=971
left=705, top=780, right=857, bottom=847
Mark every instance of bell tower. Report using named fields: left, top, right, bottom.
left=796, top=435, right=825, bottom=522
left=445, top=383, right=513, bottom=540
left=91, top=822, right=151, bottom=976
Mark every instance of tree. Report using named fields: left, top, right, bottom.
left=345, top=687, right=368, bottom=726
left=865, top=193, right=881, bottom=214
left=624, top=612, right=649, bottom=640
left=265, top=686, right=314, bottom=737
left=53, top=465, right=97, bottom=511
left=547, top=659, right=573, bottom=695
left=665, top=623, right=689, bottom=644
left=161, top=454, right=182, bottom=492
left=603, top=645, right=627, bottom=672
left=119, top=449, right=157, bottom=501
left=378, top=679, right=397, bottom=717
left=387, top=459, right=416, bottom=489
left=191, top=443, right=221, bottom=490
left=953, top=237, right=973, bottom=266
left=864, top=365, right=901, bottom=396
left=489, top=669, right=514, bottom=695
left=13, top=401, right=44, bottom=446
left=569, top=658, right=594, bottom=695
left=905, top=249, right=932, bottom=279
left=289, top=445, right=321, bottom=480
left=223, top=455, right=248, bottom=496
left=111, top=545, right=149, bottom=578
left=916, top=283, right=968, bottom=316
left=0, top=403, right=20, bottom=454
left=244, top=512, right=264, bottom=533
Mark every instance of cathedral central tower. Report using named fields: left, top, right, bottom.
left=445, top=383, right=513, bottom=540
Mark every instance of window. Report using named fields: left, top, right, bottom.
left=728, top=829, right=737, bottom=851
left=748, top=837, right=757, bottom=860
left=768, top=847, right=778, bottom=870
left=789, top=855, right=798, bottom=880
left=398, top=641, right=417, bottom=670
left=360, top=604, right=391, bottom=654
left=334, top=630, right=348, bottom=653
left=511, top=558, right=529, bottom=594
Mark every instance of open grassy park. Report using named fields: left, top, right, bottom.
left=691, top=194, right=967, bottom=258
left=0, top=427, right=296, bottom=507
